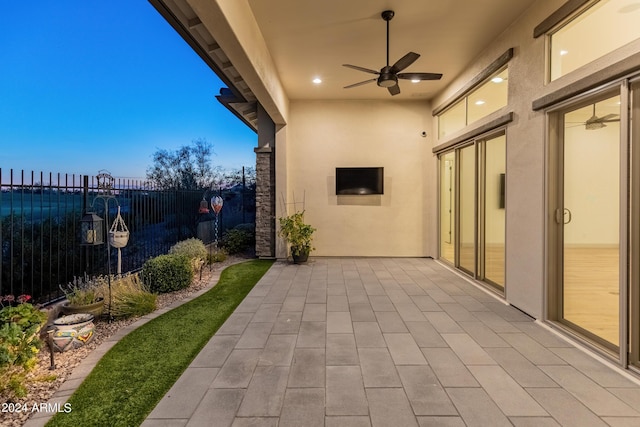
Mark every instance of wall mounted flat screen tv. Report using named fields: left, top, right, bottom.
left=336, top=167, right=384, bottom=195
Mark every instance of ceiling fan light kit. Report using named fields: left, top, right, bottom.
left=343, top=10, right=442, bottom=96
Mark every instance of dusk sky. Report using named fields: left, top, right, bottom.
left=0, top=1, right=257, bottom=180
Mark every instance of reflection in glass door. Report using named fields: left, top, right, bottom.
left=440, top=152, right=455, bottom=263
left=561, top=94, right=620, bottom=348
left=459, top=145, right=476, bottom=275
left=481, top=135, right=506, bottom=289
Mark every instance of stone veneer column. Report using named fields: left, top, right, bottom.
left=254, top=103, right=276, bottom=258
left=254, top=146, right=275, bottom=258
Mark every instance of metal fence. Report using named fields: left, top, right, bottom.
left=0, top=169, right=255, bottom=305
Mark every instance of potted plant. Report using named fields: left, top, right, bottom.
left=59, top=276, right=104, bottom=317
left=278, top=211, right=316, bottom=263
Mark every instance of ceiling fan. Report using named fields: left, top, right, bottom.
left=343, top=10, right=442, bottom=96
left=567, top=104, right=620, bottom=130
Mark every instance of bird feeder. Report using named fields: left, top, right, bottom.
left=80, top=213, right=104, bottom=246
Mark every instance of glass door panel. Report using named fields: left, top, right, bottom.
left=440, top=151, right=455, bottom=263
left=459, top=145, right=476, bottom=275
left=562, top=94, right=620, bottom=348
left=483, top=135, right=506, bottom=288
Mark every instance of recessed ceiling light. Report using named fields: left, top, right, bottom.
left=560, top=50, right=569, bottom=56
left=491, top=77, right=504, bottom=83
left=411, top=79, right=420, bottom=83
left=312, top=77, right=322, bottom=84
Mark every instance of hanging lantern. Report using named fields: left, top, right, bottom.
left=80, top=212, right=104, bottom=246
left=199, top=198, right=210, bottom=214
left=211, top=196, right=223, bottom=214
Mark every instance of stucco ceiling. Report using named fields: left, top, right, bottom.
left=247, top=0, right=539, bottom=100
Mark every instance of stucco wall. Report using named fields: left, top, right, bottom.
left=278, top=100, right=434, bottom=257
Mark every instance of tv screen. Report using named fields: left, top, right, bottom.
left=336, top=167, right=384, bottom=195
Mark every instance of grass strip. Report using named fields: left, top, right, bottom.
left=47, top=259, right=273, bottom=427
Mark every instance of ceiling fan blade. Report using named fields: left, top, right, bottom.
left=391, top=52, right=420, bottom=73
left=343, top=64, right=380, bottom=75
left=398, top=72, right=443, bottom=81
left=388, top=84, right=400, bottom=96
left=344, top=79, right=377, bottom=89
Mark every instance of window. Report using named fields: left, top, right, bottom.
left=549, top=0, right=640, bottom=81
left=438, top=67, right=508, bottom=139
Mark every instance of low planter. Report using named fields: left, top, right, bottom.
left=61, top=298, right=104, bottom=317
left=52, top=313, right=95, bottom=352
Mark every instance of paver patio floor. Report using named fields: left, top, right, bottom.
left=142, top=258, right=640, bottom=427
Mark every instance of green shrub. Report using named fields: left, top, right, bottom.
left=234, top=223, right=255, bottom=234
left=141, top=254, right=194, bottom=294
left=169, top=238, right=207, bottom=261
left=169, top=238, right=207, bottom=272
left=208, top=249, right=228, bottom=264
left=221, top=227, right=254, bottom=254
left=0, top=303, right=47, bottom=398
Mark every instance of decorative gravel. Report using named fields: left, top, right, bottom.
left=0, top=256, right=248, bottom=427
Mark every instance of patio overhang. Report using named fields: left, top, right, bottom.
left=148, top=0, right=289, bottom=131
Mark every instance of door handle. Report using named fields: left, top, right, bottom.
left=555, top=208, right=572, bottom=224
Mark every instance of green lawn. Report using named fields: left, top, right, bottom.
left=47, top=259, right=273, bottom=427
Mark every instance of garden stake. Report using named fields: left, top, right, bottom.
left=47, top=329, right=56, bottom=370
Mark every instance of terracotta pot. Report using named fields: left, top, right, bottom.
left=52, top=313, right=95, bottom=352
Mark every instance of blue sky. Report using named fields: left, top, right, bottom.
left=0, top=1, right=257, bottom=180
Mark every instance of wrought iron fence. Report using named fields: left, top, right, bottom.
left=0, top=168, right=255, bottom=305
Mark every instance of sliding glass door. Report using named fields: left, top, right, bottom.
left=438, top=131, right=506, bottom=292
left=561, top=94, right=621, bottom=348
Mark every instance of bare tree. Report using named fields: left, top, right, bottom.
left=146, top=139, right=216, bottom=190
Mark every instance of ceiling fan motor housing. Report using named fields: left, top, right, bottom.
left=378, top=66, right=398, bottom=87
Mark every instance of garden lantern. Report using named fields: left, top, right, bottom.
left=198, top=198, right=210, bottom=214
left=80, top=212, right=104, bottom=246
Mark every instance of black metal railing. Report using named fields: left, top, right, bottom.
left=0, top=169, right=255, bottom=305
